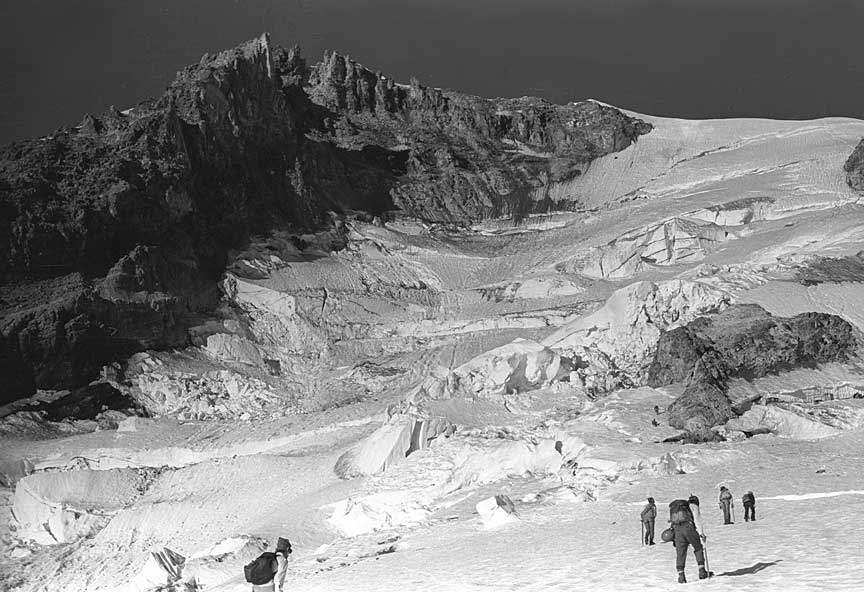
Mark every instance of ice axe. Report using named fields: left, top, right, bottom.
left=702, top=537, right=715, bottom=578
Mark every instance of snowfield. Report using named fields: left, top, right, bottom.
left=3, top=109, right=864, bottom=592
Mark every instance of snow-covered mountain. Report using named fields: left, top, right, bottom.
left=2, top=37, right=864, bottom=592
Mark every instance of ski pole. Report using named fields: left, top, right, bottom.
left=641, top=521, right=644, bottom=546
left=732, top=503, right=736, bottom=523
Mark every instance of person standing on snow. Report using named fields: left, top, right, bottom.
left=669, top=495, right=709, bottom=583
left=641, top=497, right=657, bottom=545
left=719, top=486, right=734, bottom=524
left=742, top=491, right=756, bottom=522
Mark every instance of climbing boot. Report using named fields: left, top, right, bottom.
left=699, top=566, right=709, bottom=580
left=678, top=571, right=687, bottom=584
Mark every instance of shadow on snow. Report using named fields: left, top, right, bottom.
left=716, top=560, right=782, bottom=577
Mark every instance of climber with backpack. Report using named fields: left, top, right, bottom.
left=245, top=537, right=291, bottom=591
left=668, top=495, right=709, bottom=583
left=640, top=497, right=657, bottom=545
left=742, top=491, right=756, bottom=522
left=719, top=486, right=734, bottom=524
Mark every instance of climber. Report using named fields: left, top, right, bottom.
left=244, top=537, right=291, bottom=591
left=742, top=491, right=756, bottom=522
left=719, top=486, right=734, bottom=524
left=641, top=497, right=657, bottom=545
left=669, top=495, right=709, bottom=583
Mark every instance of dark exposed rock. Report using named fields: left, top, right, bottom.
left=0, top=34, right=651, bottom=402
left=661, top=428, right=726, bottom=444
left=650, top=304, right=857, bottom=386
left=647, top=326, right=710, bottom=388
left=741, top=427, right=772, bottom=438
left=29, top=383, right=138, bottom=422
left=845, top=139, right=864, bottom=191
left=305, top=51, right=651, bottom=221
left=794, top=251, right=864, bottom=285
left=0, top=329, right=34, bottom=398
left=667, top=376, right=735, bottom=433
left=650, top=304, right=858, bottom=430
left=1, top=270, right=203, bottom=403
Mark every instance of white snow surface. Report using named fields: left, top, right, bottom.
left=3, top=109, right=864, bottom=591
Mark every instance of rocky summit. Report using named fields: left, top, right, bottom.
left=0, top=34, right=649, bottom=403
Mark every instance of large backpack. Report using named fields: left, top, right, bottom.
left=669, top=499, right=693, bottom=525
left=244, top=551, right=276, bottom=585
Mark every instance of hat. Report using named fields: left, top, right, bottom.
left=720, top=486, right=727, bottom=490
left=276, top=537, right=292, bottom=554
left=647, top=497, right=655, bottom=503
left=687, top=495, right=700, bottom=506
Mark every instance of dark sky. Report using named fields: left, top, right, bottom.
left=2, top=0, right=863, bottom=146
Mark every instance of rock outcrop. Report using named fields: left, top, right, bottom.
left=794, top=251, right=864, bottom=285
left=649, top=304, right=859, bottom=431
left=845, top=138, right=864, bottom=191
left=26, top=382, right=138, bottom=421
left=0, top=34, right=651, bottom=403
left=544, top=280, right=730, bottom=392
left=666, top=358, right=736, bottom=434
